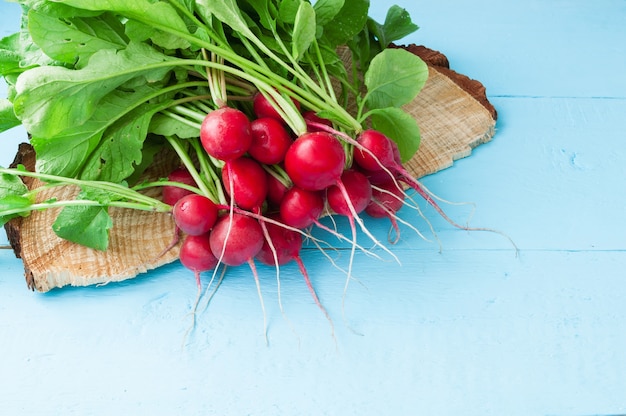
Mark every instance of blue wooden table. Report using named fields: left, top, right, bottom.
left=1, top=1, right=625, bottom=415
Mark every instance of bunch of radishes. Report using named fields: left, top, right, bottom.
left=0, top=0, right=519, bottom=336
left=160, top=89, right=447, bottom=322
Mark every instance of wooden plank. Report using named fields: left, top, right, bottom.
left=393, top=0, right=626, bottom=98
left=416, top=96, right=626, bottom=251
left=1, top=249, right=625, bottom=414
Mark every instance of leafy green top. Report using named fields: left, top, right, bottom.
left=0, top=0, right=427, bottom=250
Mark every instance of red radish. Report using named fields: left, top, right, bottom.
left=326, top=170, right=372, bottom=216
left=284, top=131, right=346, bottom=191
left=355, top=129, right=479, bottom=232
left=360, top=166, right=399, bottom=186
left=277, top=176, right=374, bottom=251
left=248, top=117, right=293, bottom=165
left=390, top=138, right=402, bottom=166
left=172, top=193, right=219, bottom=236
left=256, top=216, right=303, bottom=266
left=266, top=173, right=289, bottom=207
left=209, top=213, right=264, bottom=267
left=353, top=129, right=395, bottom=172
left=221, top=157, right=268, bottom=210
left=365, top=180, right=405, bottom=218
left=326, top=169, right=375, bottom=271
left=303, top=110, right=333, bottom=132
left=365, top=180, right=406, bottom=244
left=356, top=136, right=402, bottom=185
left=253, top=91, right=300, bottom=122
left=200, top=107, right=252, bottom=161
left=179, top=233, right=219, bottom=288
left=162, top=167, right=197, bottom=206
left=279, top=186, right=324, bottom=229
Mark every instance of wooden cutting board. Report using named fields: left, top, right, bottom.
left=4, top=45, right=498, bottom=292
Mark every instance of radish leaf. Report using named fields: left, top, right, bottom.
left=30, top=84, right=171, bottom=182
left=313, top=0, right=345, bottom=27
left=55, top=0, right=190, bottom=40
left=292, top=1, right=316, bottom=60
left=322, top=0, right=370, bottom=47
left=13, top=41, right=174, bottom=138
left=27, top=9, right=127, bottom=67
left=0, top=166, right=32, bottom=226
left=0, top=29, right=53, bottom=77
left=368, top=106, right=421, bottom=162
left=0, top=169, right=28, bottom=198
left=149, top=114, right=200, bottom=139
left=197, top=0, right=255, bottom=41
left=30, top=120, right=102, bottom=180
left=52, top=204, right=113, bottom=251
left=364, top=48, right=428, bottom=109
left=0, top=99, right=20, bottom=132
left=367, top=5, right=418, bottom=49
left=79, top=105, right=158, bottom=183
left=0, top=195, right=33, bottom=226
left=244, top=0, right=276, bottom=31
left=0, top=33, right=24, bottom=75
left=278, top=0, right=300, bottom=24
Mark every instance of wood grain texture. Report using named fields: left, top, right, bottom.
left=5, top=145, right=181, bottom=291
left=403, top=65, right=495, bottom=178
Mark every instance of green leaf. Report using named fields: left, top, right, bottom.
left=0, top=172, right=31, bottom=225
left=244, top=0, right=276, bottom=32
left=278, top=0, right=300, bottom=24
left=380, top=6, right=419, bottom=43
left=27, top=9, right=128, bottom=67
left=36, top=0, right=189, bottom=50
left=13, top=41, right=175, bottom=138
left=20, top=0, right=102, bottom=18
left=54, top=0, right=190, bottom=39
left=0, top=99, right=20, bottom=132
left=292, top=1, right=316, bottom=60
left=321, top=0, right=370, bottom=47
left=79, top=102, right=161, bottom=183
left=0, top=170, right=29, bottom=199
left=30, top=119, right=104, bottom=180
left=31, top=85, right=166, bottom=181
left=196, top=0, right=256, bottom=41
left=0, top=195, right=33, bottom=226
left=124, top=19, right=189, bottom=50
left=364, top=48, right=428, bottom=109
left=52, top=203, right=113, bottom=251
left=367, top=5, right=419, bottom=47
left=314, top=0, right=345, bottom=27
left=149, top=113, right=200, bottom=139
left=123, top=19, right=156, bottom=44
left=368, top=107, right=420, bottom=163
left=0, top=33, right=23, bottom=75
left=76, top=186, right=117, bottom=205
left=0, top=26, right=56, bottom=77
left=124, top=137, right=165, bottom=186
